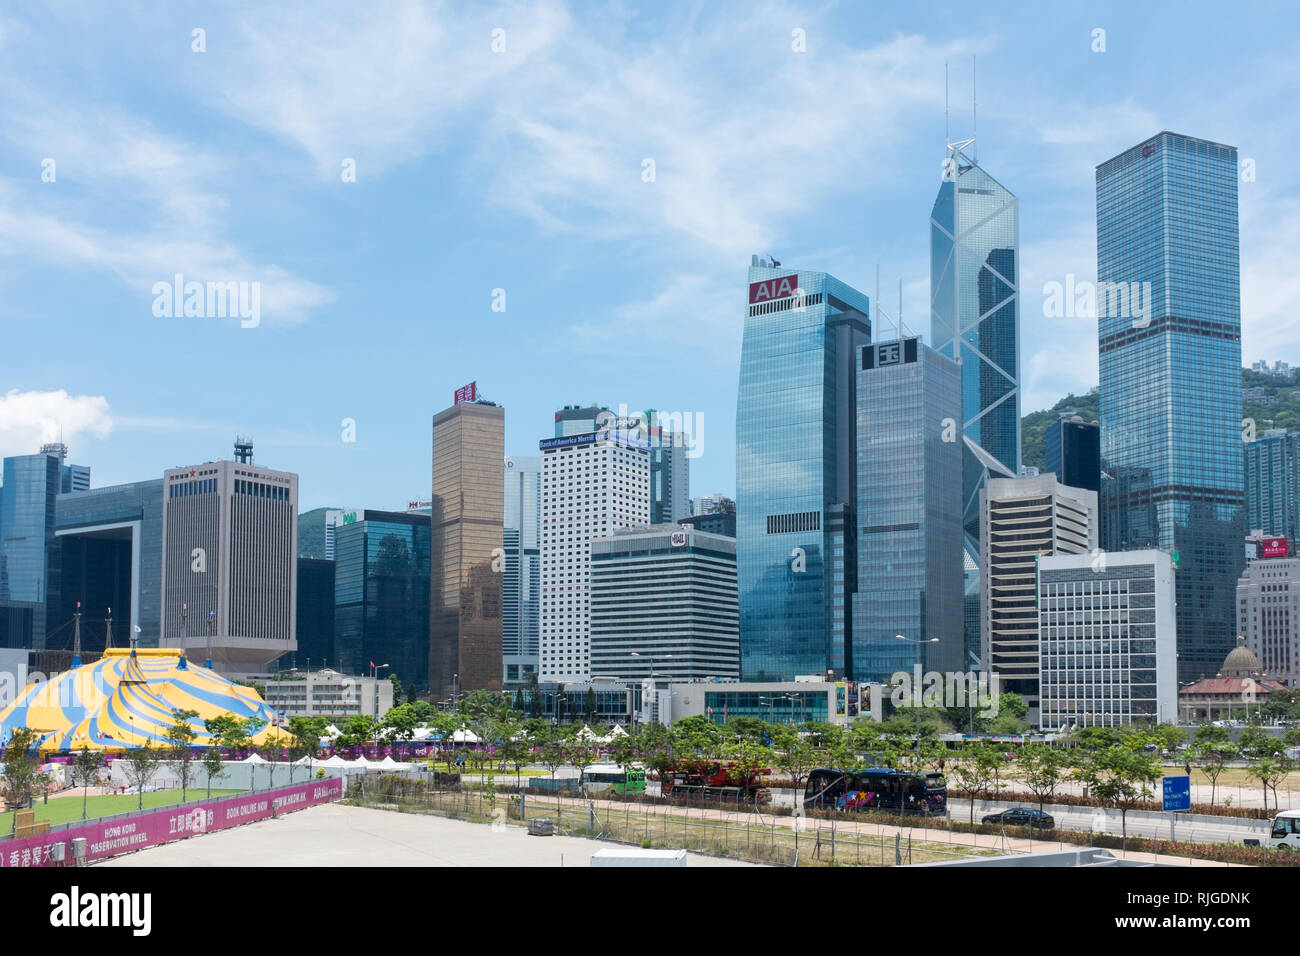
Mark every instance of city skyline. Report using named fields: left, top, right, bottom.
left=1, top=3, right=1296, bottom=514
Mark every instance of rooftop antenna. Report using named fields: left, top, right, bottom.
left=972, top=55, right=978, bottom=165
left=945, top=61, right=950, bottom=145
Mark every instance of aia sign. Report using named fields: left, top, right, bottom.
left=749, top=274, right=800, bottom=304
left=1263, top=536, right=1288, bottom=557
left=1141, top=141, right=1156, bottom=158
left=453, top=381, right=477, bottom=405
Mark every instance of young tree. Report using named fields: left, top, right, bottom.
left=771, top=727, right=820, bottom=807
left=1092, top=741, right=1160, bottom=851
left=288, top=716, right=328, bottom=781
left=121, top=744, right=164, bottom=811
left=71, top=746, right=105, bottom=820
left=205, top=714, right=255, bottom=759
left=1192, top=741, right=1237, bottom=807
left=163, top=708, right=201, bottom=802
left=336, top=714, right=376, bottom=752
left=722, top=737, right=774, bottom=804
left=1019, top=743, right=1068, bottom=814
left=950, top=743, right=995, bottom=824
left=200, top=745, right=226, bottom=799
left=380, top=704, right=420, bottom=744
left=257, top=732, right=286, bottom=790
left=2, top=729, right=48, bottom=831
left=1247, top=755, right=1293, bottom=813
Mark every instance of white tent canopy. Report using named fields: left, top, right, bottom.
left=318, top=755, right=350, bottom=768
left=451, top=727, right=480, bottom=744
left=241, top=753, right=267, bottom=764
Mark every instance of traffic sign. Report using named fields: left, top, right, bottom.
left=1162, top=775, right=1191, bottom=812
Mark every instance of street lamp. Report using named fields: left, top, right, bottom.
left=372, top=663, right=389, bottom=718
left=631, top=652, right=671, bottom=725
left=896, top=635, right=940, bottom=766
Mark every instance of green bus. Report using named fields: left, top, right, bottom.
left=582, top=764, right=646, bottom=795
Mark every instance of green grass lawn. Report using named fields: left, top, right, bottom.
left=1, top=788, right=245, bottom=832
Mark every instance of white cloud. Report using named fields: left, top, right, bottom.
left=0, top=390, right=112, bottom=458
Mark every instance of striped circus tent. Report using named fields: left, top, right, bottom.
left=0, top=648, right=286, bottom=753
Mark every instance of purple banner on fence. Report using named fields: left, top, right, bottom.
left=0, top=777, right=343, bottom=869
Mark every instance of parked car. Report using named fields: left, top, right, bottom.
left=982, top=807, right=1055, bottom=830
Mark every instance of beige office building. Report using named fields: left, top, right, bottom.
left=430, top=400, right=504, bottom=700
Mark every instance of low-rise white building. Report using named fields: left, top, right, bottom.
left=260, top=668, right=394, bottom=721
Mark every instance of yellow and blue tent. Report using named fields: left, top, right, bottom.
left=0, top=648, right=286, bottom=752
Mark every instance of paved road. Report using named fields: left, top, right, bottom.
left=947, top=798, right=1271, bottom=846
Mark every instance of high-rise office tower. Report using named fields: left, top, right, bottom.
left=736, top=256, right=870, bottom=680
left=40, top=443, right=90, bottom=493
left=54, top=478, right=164, bottom=650
left=1245, top=429, right=1300, bottom=544
left=930, top=138, right=1021, bottom=550
left=0, top=453, right=62, bottom=648
left=1237, top=556, right=1300, bottom=685
left=538, top=428, right=650, bottom=682
left=1045, top=418, right=1101, bottom=494
left=647, top=420, right=691, bottom=525
left=159, top=457, right=298, bottom=674
left=1097, top=132, right=1245, bottom=682
left=430, top=400, right=505, bottom=699
left=554, top=404, right=608, bottom=438
left=334, top=508, right=430, bottom=690
left=854, top=337, right=965, bottom=681
left=503, top=455, right=541, bottom=687
left=981, top=474, right=1097, bottom=707
left=930, top=131, right=1020, bottom=680
left=1038, top=549, right=1176, bottom=729
left=589, top=524, right=739, bottom=683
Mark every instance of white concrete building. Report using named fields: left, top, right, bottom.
left=1036, top=549, right=1176, bottom=729
left=981, top=473, right=1097, bottom=705
left=538, top=430, right=650, bottom=682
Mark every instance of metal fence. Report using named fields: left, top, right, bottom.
left=347, top=773, right=996, bottom=867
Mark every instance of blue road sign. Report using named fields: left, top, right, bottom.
left=1162, top=775, right=1191, bottom=812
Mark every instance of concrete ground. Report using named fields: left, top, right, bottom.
left=96, top=803, right=758, bottom=867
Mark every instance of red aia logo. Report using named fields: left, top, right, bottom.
left=1141, top=142, right=1156, bottom=158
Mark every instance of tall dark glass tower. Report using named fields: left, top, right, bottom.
left=1097, top=131, right=1245, bottom=682
left=855, top=337, right=964, bottom=681
left=736, top=257, right=870, bottom=680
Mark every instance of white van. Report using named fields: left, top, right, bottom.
left=1269, top=809, right=1300, bottom=849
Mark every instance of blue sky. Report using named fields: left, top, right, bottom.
left=1, top=0, right=1296, bottom=510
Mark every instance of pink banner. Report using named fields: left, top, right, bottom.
left=0, top=777, right=343, bottom=868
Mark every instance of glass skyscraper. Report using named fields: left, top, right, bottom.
left=855, top=337, right=964, bottom=681
left=1244, top=430, right=1300, bottom=544
left=0, top=454, right=62, bottom=648
left=335, top=509, right=431, bottom=690
left=1097, top=131, right=1245, bottom=682
left=930, top=146, right=1021, bottom=548
left=736, top=256, right=870, bottom=680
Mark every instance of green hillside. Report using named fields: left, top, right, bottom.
left=1021, top=367, right=1300, bottom=472
left=1021, top=389, right=1099, bottom=474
